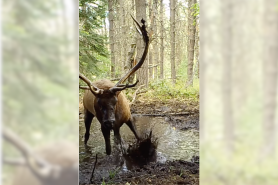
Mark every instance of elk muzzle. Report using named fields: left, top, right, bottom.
left=103, top=119, right=115, bottom=130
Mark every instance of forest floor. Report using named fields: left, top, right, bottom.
left=79, top=95, right=199, bottom=185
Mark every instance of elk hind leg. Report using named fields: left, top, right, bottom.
left=84, top=108, right=94, bottom=145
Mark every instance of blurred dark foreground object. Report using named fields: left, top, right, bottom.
left=124, top=130, right=158, bottom=166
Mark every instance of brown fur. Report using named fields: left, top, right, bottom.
left=83, top=79, right=131, bottom=125
left=82, top=79, right=139, bottom=155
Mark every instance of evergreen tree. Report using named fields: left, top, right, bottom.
left=79, top=0, right=109, bottom=77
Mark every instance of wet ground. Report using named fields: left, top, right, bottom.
left=79, top=99, right=199, bottom=185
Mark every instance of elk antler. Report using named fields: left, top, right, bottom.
left=113, top=16, right=150, bottom=88
left=2, top=127, right=61, bottom=180
left=79, top=73, right=103, bottom=95
left=110, top=79, right=139, bottom=93
left=79, top=85, right=90, bottom=90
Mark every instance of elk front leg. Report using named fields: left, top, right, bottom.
left=126, top=119, right=140, bottom=140
left=113, top=128, right=122, bottom=144
left=84, top=108, right=94, bottom=145
left=114, top=127, right=128, bottom=154
left=101, top=126, right=111, bottom=155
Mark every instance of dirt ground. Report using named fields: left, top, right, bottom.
left=79, top=97, right=199, bottom=185
left=80, top=157, right=199, bottom=185
left=132, top=99, right=199, bottom=128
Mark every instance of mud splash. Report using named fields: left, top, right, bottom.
left=79, top=113, right=199, bottom=185
left=79, top=116, right=198, bottom=162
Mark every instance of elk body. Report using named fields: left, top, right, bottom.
left=82, top=79, right=139, bottom=155
left=79, top=18, right=150, bottom=155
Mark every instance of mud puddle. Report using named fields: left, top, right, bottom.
left=79, top=114, right=199, bottom=184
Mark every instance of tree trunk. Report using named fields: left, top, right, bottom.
left=170, top=0, right=176, bottom=84
left=159, top=0, right=164, bottom=79
left=186, top=0, right=196, bottom=86
left=195, top=23, right=199, bottom=78
left=175, top=3, right=182, bottom=67
left=148, top=0, right=159, bottom=80
left=222, top=1, right=234, bottom=154
left=120, top=0, right=127, bottom=73
left=108, top=0, right=115, bottom=78
left=135, top=0, right=148, bottom=86
left=115, top=4, right=123, bottom=77
left=148, top=0, right=153, bottom=80
left=124, top=43, right=137, bottom=83
left=104, top=18, right=107, bottom=38
left=261, top=0, right=278, bottom=158
left=153, top=0, right=159, bottom=80
left=199, top=0, right=207, bottom=141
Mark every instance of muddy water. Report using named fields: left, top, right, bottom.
left=79, top=115, right=198, bottom=166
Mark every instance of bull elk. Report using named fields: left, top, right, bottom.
left=79, top=17, right=150, bottom=155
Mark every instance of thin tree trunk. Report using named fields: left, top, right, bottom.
left=170, top=0, right=176, bottom=84
left=108, top=0, right=115, bottom=78
left=195, top=23, right=199, bottom=78
left=148, top=0, right=159, bottom=80
left=120, top=0, right=127, bottom=68
left=104, top=18, right=107, bottom=38
left=175, top=3, right=182, bottom=67
left=148, top=0, right=153, bottom=80
left=115, top=4, right=123, bottom=77
left=124, top=43, right=137, bottom=83
left=261, top=0, right=278, bottom=158
left=135, top=0, right=148, bottom=86
left=153, top=0, right=159, bottom=80
left=159, top=0, right=164, bottom=79
left=186, top=0, right=196, bottom=86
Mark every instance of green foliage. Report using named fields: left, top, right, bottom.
left=79, top=0, right=109, bottom=76
left=108, top=168, right=119, bottom=179
left=147, top=79, right=199, bottom=101
left=191, top=3, right=200, bottom=17
left=191, top=2, right=199, bottom=25
left=101, top=178, right=106, bottom=185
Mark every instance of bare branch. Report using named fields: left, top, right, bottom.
left=129, top=85, right=145, bottom=105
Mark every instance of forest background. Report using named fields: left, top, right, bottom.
left=79, top=0, right=200, bottom=102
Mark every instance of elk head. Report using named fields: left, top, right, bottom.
left=79, top=73, right=139, bottom=130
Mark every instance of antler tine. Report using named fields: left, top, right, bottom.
left=110, top=80, right=139, bottom=93
left=125, top=79, right=139, bottom=88
left=79, top=85, right=90, bottom=90
left=131, top=15, right=142, bottom=35
left=79, top=73, right=102, bottom=95
left=115, top=17, right=150, bottom=86
left=3, top=127, right=60, bottom=179
left=133, top=22, right=142, bottom=35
